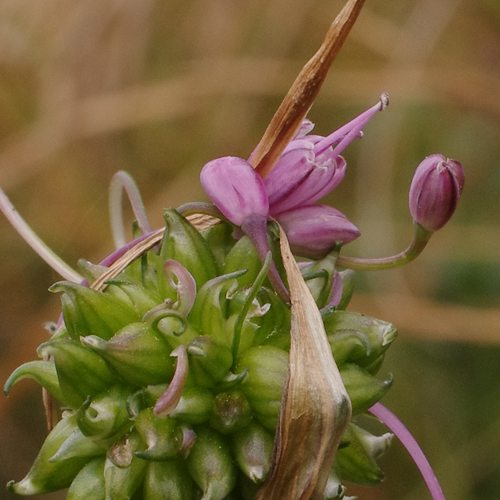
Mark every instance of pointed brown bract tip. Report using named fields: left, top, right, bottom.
left=251, top=0, right=366, bottom=178
left=256, top=226, right=351, bottom=499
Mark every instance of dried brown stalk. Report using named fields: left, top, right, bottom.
left=249, top=0, right=366, bottom=177
left=255, top=227, right=351, bottom=499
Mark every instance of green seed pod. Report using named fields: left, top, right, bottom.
left=236, top=345, right=288, bottom=430
left=335, top=423, right=392, bottom=485
left=187, top=428, right=236, bottom=500
left=81, top=322, right=174, bottom=387
left=7, top=413, right=89, bottom=495
left=324, top=311, right=397, bottom=374
left=67, top=457, right=105, bottom=500
left=50, top=281, right=139, bottom=340
left=167, top=386, right=214, bottom=424
left=143, top=460, right=196, bottom=500
left=76, top=385, right=132, bottom=442
left=38, top=339, right=117, bottom=409
left=3, top=360, right=65, bottom=404
left=104, top=432, right=147, bottom=499
left=134, top=408, right=183, bottom=460
left=162, top=209, right=218, bottom=289
left=210, top=390, right=253, bottom=434
left=340, top=363, right=392, bottom=415
left=223, top=235, right=261, bottom=287
left=188, top=336, right=233, bottom=388
left=232, top=422, right=273, bottom=483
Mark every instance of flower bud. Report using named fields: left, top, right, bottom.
left=143, top=461, right=195, bottom=499
left=7, top=414, right=89, bottom=495
left=409, top=154, right=464, bottom=232
left=200, top=156, right=269, bottom=226
left=277, top=204, right=360, bottom=259
left=38, top=339, right=116, bottom=409
left=81, top=322, right=174, bottom=387
left=237, top=345, right=289, bottom=430
left=66, top=457, right=105, bottom=500
left=187, top=428, right=236, bottom=499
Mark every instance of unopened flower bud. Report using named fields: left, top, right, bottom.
left=200, top=156, right=269, bottom=226
left=409, top=154, right=464, bottom=232
left=277, top=205, right=360, bottom=259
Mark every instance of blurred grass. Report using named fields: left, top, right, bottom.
left=0, top=0, right=499, bottom=498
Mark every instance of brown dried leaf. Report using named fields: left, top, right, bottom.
left=250, top=0, right=366, bottom=178
left=256, top=226, right=351, bottom=500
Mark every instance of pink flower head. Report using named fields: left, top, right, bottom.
left=200, top=156, right=269, bottom=226
left=277, top=204, right=360, bottom=259
left=409, top=154, right=464, bottom=232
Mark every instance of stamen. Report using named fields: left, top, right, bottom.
left=314, top=93, right=389, bottom=156
left=109, top=170, right=151, bottom=249
left=0, top=187, right=83, bottom=282
left=369, top=403, right=445, bottom=500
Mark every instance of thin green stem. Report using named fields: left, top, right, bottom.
left=336, top=224, right=432, bottom=271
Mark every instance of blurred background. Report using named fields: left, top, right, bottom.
left=0, top=0, right=499, bottom=498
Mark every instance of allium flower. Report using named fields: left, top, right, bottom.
left=409, top=154, right=464, bottom=232
left=277, top=205, right=360, bottom=259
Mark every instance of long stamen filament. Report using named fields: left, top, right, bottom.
left=336, top=223, right=432, bottom=271
left=109, top=170, right=152, bottom=249
left=0, top=187, right=83, bottom=282
left=314, top=93, right=389, bottom=156
left=369, top=403, right=445, bottom=500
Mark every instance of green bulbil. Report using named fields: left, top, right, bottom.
left=142, top=460, right=196, bottom=500
left=81, top=322, right=174, bottom=387
left=76, top=385, right=132, bottom=442
left=223, top=235, right=261, bottom=287
left=340, top=364, right=393, bottom=415
left=162, top=209, right=218, bottom=288
left=232, top=422, right=274, bottom=484
left=104, top=280, right=161, bottom=318
left=210, top=390, right=253, bottom=434
left=3, top=360, right=64, bottom=404
left=187, top=428, right=236, bottom=500
left=188, top=336, right=233, bottom=388
left=237, top=346, right=288, bottom=430
left=51, top=281, right=139, bottom=340
left=325, top=310, right=397, bottom=373
left=38, top=339, right=116, bottom=409
left=7, top=414, right=90, bottom=495
left=104, top=432, right=147, bottom=499
left=335, top=423, right=392, bottom=485
left=134, top=408, right=183, bottom=460
left=49, top=426, right=106, bottom=462
left=67, top=457, right=105, bottom=500
left=168, top=386, right=214, bottom=424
